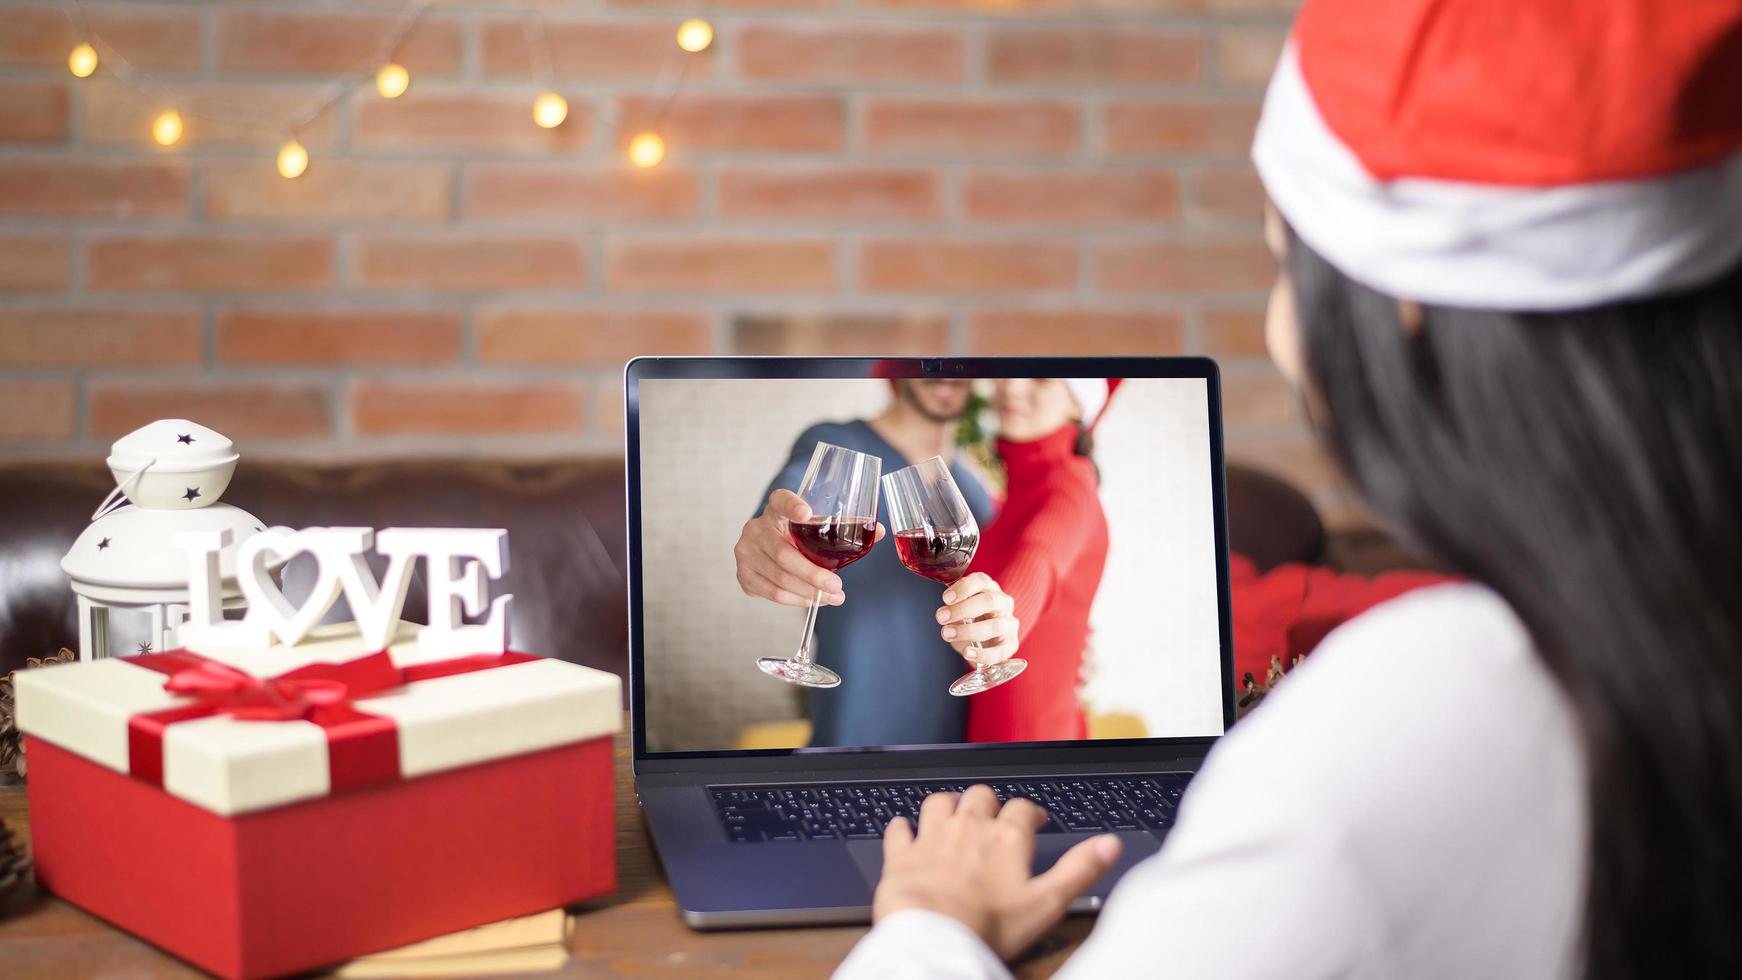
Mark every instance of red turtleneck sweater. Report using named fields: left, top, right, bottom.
left=966, top=424, right=1107, bottom=743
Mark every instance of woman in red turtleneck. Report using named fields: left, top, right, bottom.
left=963, top=378, right=1113, bottom=743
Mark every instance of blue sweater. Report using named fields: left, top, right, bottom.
left=761, top=420, right=993, bottom=747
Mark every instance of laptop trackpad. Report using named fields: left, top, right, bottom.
left=848, top=831, right=1160, bottom=897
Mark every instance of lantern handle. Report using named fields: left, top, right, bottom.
left=92, top=457, right=156, bottom=521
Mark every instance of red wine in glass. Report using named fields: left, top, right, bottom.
left=894, top=525, right=979, bottom=585
left=881, top=456, right=1026, bottom=697
left=790, top=516, right=876, bottom=571
left=757, top=442, right=881, bottom=689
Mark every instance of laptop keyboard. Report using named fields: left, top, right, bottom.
left=709, top=774, right=1189, bottom=843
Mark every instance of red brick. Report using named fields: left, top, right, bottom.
left=464, top=165, right=698, bottom=221
left=963, top=171, right=1179, bottom=222
left=217, top=310, right=463, bottom=365
left=1106, top=101, right=1263, bottom=155
left=1227, top=437, right=1343, bottom=497
left=616, top=96, right=844, bottom=152
left=87, top=236, right=334, bottom=292
left=0, top=309, right=201, bottom=366
left=216, top=12, right=460, bottom=76
left=987, top=29, right=1200, bottom=85
left=0, top=7, right=201, bottom=71
left=856, top=0, right=1071, bottom=13
left=1202, top=308, right=1270, bottom=358
left=719, top=168, right=941, bottom=221
left=356, top=91, right=592, bottom=152
left=731, top=314, right=950, bottom=355
left=89, top=383, right=331, bottom=439
left=1194, top=167, right=1265, bottom=221
left=481, top=20, right=714, bottom=79
left=0, top=236, right=69, bottom=291
left=204, top=160, right=452, bottom=222
left=967, top=310, right=1183, bottom=354
left=1222, top=370, right=1296, bottom=424
left=351, top=382, right=586, bottom=436
left=0, top=381, right=75, bottom=439
left=0, top=159, right=183, bottom=220
left=1097, top=240, right=1274, bottom=293
left=1216, top=28, right=1288, bottom=87
left=738, top=26, right=963, bottom=83
left=867, top=100, right=1078, bottom=155
left=477, top=310, right=712, bottom=365
left=82, top=80, right=342, bottom=148
left=863, top=240, right=1076, bottom=293
left=355, top=237, right=585, bottom=291
left=606, top=240, right=836, bottom=293
left=0, top=159, right=187, bottom=219
left=0, top=81, right=67, bottom=143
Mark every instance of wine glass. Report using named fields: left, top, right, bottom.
left=756, top=442, right=881, bottom=688
left=882, top=456, right=1027, bottom=697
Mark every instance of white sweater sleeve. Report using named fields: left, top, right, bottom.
left=834, top=910, right=1011, bottom=980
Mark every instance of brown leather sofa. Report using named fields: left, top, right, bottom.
left=0, top=460, right=1403, bottom=684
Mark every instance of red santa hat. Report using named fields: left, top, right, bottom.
left=1253, top=0, right=1742, bottom=310
left=1062, top=378, right=1122, bottom=430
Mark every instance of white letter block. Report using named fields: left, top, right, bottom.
left=382, top=528, right=512, bottom=656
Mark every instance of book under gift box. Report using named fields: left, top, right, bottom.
left=14, top=621, right=620, bottom=980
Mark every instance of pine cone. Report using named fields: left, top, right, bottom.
left=1, top=649, right=77, bottom=783
left=0, top=816, right=28, bottom=904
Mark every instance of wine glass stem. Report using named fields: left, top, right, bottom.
left=794, top=589, right=824, bottom=663
left=969, top=641, right=986, bottom=678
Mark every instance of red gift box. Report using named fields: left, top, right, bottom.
left=16, top=623, right=619, bottom=979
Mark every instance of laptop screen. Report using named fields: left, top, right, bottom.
left=634, top=370, right=1227, bottom=755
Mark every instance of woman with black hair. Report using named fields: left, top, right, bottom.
left=833, top=0, right=1742, bottom=976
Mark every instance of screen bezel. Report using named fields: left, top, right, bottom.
left=625, top=356, right=1237, bottom=775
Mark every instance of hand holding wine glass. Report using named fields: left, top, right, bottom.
left=883, top=457, right=1026, bottom=696
left=755, top=442, right=881, bottom=689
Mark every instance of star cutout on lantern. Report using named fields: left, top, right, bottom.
left=183, top=487, right=201, bottom=502
left=97, top=537, right=111, bottom=550
left=137, top=641, right=153, bottom=654
left=177, top=433, right=195, bottom=445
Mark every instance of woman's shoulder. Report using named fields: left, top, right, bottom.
left=1237, top=583, right=1580, bottom=780
left=1182, top=583, right=1587, bottom=963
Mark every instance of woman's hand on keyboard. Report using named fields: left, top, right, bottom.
left=872, top=785, right=1122, bottom=960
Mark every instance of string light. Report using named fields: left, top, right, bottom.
left=628, top=132, right=665, bottom=168
left=676, top=19, right=713, bottom=53
left=151, top=110, right=183, bottom=147
left=532, top=91, right=568, bottom=129
left=277, top=139, right=309, bottom=179
left=68, top=42, right=98, bottom=78
left=375, top=62, right=410, bottom=99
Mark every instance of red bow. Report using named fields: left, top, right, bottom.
left=126, top=648, right=533, bottom=798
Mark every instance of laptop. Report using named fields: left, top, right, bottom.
left=625, top=356, right=1235, bottom=928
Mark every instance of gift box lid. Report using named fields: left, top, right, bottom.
left=15, top=621, right=621, bottom=817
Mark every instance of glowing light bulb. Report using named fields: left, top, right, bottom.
left=151, top=110, right=183, bottom=147
left=628, top=132, right=665, bottom=169
left=277, top=140, right=309, bottom=179
left=532, top=92, right=568, bottom=129
left=376, top=62, right=410, bottom=99
left=676, top=19, right=714, bottom=53
left=68, top=42, right=98, bottom=79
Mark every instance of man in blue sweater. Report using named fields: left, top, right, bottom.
left=734, top=380, right=1002, bottom=747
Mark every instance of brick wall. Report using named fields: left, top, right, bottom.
left=0, top=0, right=1357, bottom=522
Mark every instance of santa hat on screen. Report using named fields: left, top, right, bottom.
left=1252, top=0, right=1742, bottom=310
left=1063, top=379, right=1122, bottom=430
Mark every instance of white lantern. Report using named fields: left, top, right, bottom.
left=60, top=419, right=278, bottom=660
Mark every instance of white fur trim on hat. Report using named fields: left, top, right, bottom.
left=1253, top=45, right=1742, bottom=310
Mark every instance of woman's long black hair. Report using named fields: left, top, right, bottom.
left=1288, top=230, right=1742, bottom=979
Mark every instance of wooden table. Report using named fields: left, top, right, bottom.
left=0, top=726, right=1090, bottom=977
